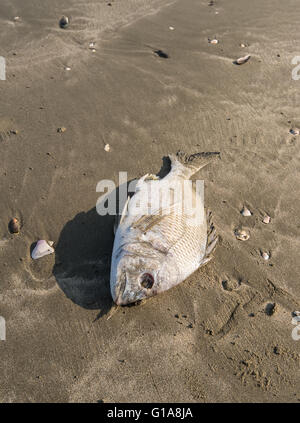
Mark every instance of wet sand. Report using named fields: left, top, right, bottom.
left=0, top=0, right=300, bottom=402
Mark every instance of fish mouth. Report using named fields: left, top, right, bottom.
left=114, top=272, right=145, bottom=306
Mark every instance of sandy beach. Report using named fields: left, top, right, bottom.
left=0, top=0, right=300, bottom=402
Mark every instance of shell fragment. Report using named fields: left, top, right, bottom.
left=31, top=240, right=54, bottom=260
left=9, top=218, right=20, bottom=234
left=234, top=54, right=251, bottom=65
left=241, top=206, right=252, bottom=216
left=234, top=228, right=250, bottom=241
left=261, top=251, right=270, bottom=260
left=59, top=16, right=69, bottom=29
left=263, top=215, right=271, bottom=224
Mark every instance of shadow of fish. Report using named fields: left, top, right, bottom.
left=110, top=151, right=220, bottom=305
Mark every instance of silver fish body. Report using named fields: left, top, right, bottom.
left=110, top=151, right=219, bottom=305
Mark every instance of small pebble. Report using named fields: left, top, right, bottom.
left=59, top=16, right=69, bottom=29
left=290, top=128, right=299, bottom=135
left=266, top=302, right=276, bottom=316
left=13, top=16, right=20, bottom=22
left=241, top=206, right=252, bottom=216
left=57, top=127, right=66, bottom=133
left=169, top=26, right=175, bottom=30
left=104, top=143, right=110, bottom=152
left=209, top=38, right=218, bottom=44
left=8, top=218, right=20, bottom=234
left=65, top=66, right=71, bottom=71
left=234, top=228, right=250, bottom=241
left=262, top=215, right=271, bottom=224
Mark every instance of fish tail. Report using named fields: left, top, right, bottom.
left=169, top=151, right=220, bottom=177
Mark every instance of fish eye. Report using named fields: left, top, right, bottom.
left=140, top=273, right=154, bottom=289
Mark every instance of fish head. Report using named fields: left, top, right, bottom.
left=111, top=253, right=167, bottom=306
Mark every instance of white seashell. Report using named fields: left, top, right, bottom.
left=235, top=54, right=251, bottom=65
left=13, top=16, right=20, bottom=22
left=261, top=251, right=270, bottom=260
left=263, top=215, right=271, bottom=224
left=104, top=143, right=110, bottom=152
left=290, top=128, right=299, bottom=135
left=240, top=43, right=246, bottom=48
left=31, top=240, right=54, bottom=260
left=234, top=228, right=250, bottom=241
left=169, top=26, right=175, bottom=30
left=65, top=66, right=71, bottom=71
left=209, top=39, right=219, bottom=44
left=241, top=206, right=252, bottom=216
left=89, top=42, right=96, bottom=49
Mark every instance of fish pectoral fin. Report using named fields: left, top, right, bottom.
left=200, top=209, right=218, bottom=265
left=169, top=151, right=220, bottom=178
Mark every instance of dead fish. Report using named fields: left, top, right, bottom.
left=31, top=240, right=54, bottom=259
left=234, top=54, right=251, bottom=65
left=110, top=151, right=220, bottom=305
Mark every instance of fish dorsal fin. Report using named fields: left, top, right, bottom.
left=120, top=195, right=130, bottom=225
left=135, top=173, right=160, bottom=192
left=114, top=196, right=130, bottom=234
left=168, top=151, right=220, bottom=178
